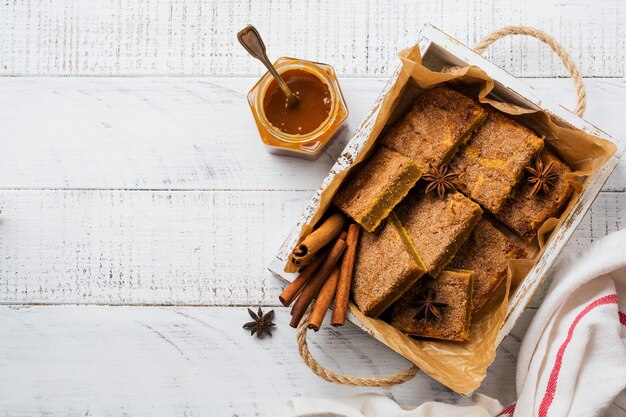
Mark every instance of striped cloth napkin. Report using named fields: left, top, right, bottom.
left=285, top=229, right=626, bottom=417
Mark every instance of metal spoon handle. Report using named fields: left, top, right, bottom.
left=237, top=25, right=298, bottom=107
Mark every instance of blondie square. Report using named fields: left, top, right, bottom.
left=381, top=87, right=487, bottom=170
left=450, top=109, right=544, bottom=213
left=448, top=220, right=527, bottom=314
left=394, top=187, right=483, bottom=277
left=334, top=146, right=422, bottom=232
left=390, top=270, right=474, bottom=342
left=496, top=148, right=574, bottom=241
left=351, top=215, right=428, bottom=317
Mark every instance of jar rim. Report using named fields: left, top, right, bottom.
left=255, top=59, right=339, bottom=144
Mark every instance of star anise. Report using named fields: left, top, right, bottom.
left=422, top=164, right=458, bottom=198
left=243, top=307, right=275, bottom=338
left=410, top=287, right=447, bottom=322
left=527, top=158, right=558, bottom=197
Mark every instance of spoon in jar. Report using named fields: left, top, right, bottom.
left=237, top=24, right=299, bottom=109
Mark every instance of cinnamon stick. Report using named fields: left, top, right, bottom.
left=289, top=232, right=347, bottom=328
left=307, top=265, right=340, bottom=331
left=290, top=213, right=347, bottom=269
left=331, top=224, right=361, bottom=326
left=278, top=248, right=329, bottom=307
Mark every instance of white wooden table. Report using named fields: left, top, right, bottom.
left=1, top=1, right=625, bottom=416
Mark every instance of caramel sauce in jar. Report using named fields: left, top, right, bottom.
left=247, top=58, right=348, bottom=159
left=263, top=70, right=332, bottom=135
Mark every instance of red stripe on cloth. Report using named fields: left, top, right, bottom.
left=496, top=403, right=516, bottom=416
left=619, top=311, right=626, bottom=326
left=538, top=294, right=619, bottom=417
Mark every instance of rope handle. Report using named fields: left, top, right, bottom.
left=295, top=26, right=587, bottom=387
left=296, top=306, right=420, bottom=387
left=473, top=26, right=586, bottom=116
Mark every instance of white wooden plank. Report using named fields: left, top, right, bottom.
left=0, top=190, right=307, bottom=305
left=1, top=77, right=624, bottom=191
left=0, top=77, right=385, bottom=191
left=0, top=305, right=535, bottom=415
left=0, top=190, right=622, bottom=306
left=2, top=0, right=624, bottom=77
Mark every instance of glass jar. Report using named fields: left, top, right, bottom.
left=247, top=57, right=349, bottom=160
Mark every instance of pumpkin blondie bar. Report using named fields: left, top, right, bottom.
left=450, top=109, right=544, bottom=213
left=394, top=187, right=483, bottom=277
left=334, top=146, right=422, bottom=232
left=390, top=270, right=474, bottom=342
left=496, top=148, right=574, bottom=241
left=351, top=215, right=427, bottom=317
left=448, top=219, right=527, bottom=314
left=381, top=86, right=487, bottom=170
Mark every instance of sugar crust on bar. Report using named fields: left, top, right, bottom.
left=394, top=188, right=483, bottom=277
left=450, top=109, right=544, bottom=213
left=381, top=86, right=487, bottom=171
left=390, top=270, right=474, bottom=342
left=351, top=215, right=427, bottom=317
left=334, top=146, right=422, bottom=232
left=496, top=148, right=574, bottom=241
left=448, top=219, right=527, bottom=314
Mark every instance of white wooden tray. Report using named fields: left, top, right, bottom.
left=269, top=23, right=625, bottom=352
